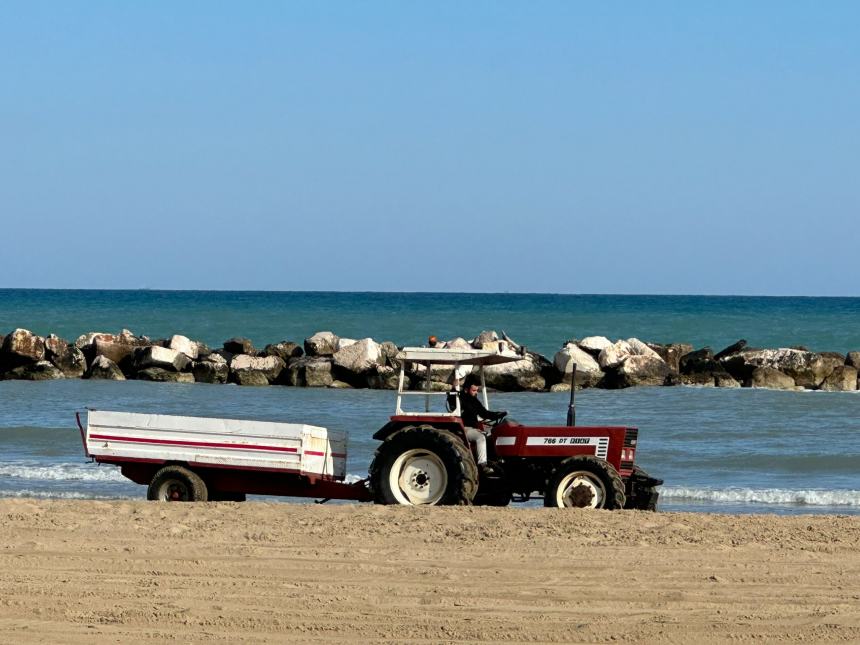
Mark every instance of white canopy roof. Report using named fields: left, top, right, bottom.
left=395, top=347, right=522, bottom=366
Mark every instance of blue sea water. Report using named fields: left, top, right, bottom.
left=0, top=289, right=859, bottom=514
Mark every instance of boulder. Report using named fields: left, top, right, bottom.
left=626, top=338, right=662, bottom=360
left=614, top=355, right=671, bottom=388
left=336, top=338, right=358, bottom=351
left=328, top=380, right=354, bottom=389
left=285, top=357, right=333, bottom=387
left=553, top=343, right=603, bottom=388
left=647, top=343, right=694, bottom=373
left=223, top=337, right=255, bottom=355
left=445, top=337, right=472, bottom=351
left=304, top=331, right=339, bottom=357
left=44, top=334, right=68, bottom=358
left=192, top=359, right=229, bottom=384
left=229, top=354, right=285, bottom=385
left=714, top=339, right=748, bottom=361
left=819, top=365, right=858, bottom=392
left=136, top=368, right=195, bottom=383
left=482, top=352, right=546, bottom=391
left=93, top=330, right=150, bottom=369
left=49, top=345, right=87, bottom=378
left=74, top=332, right=112, bottom=350
left=1, top=329, right=45, bottom=366
left=680, top=347, right=717, bottom=374
left=714, top=373, right=741, bottom=388
left=366, top=365, right=404, bottom=390
left=134, top=346, right=191, bottom=373
left=680, top=372, right=716, bottom=387
left=597, top=340, right=632, bottom=369
left=846, top=351, right=860, bottom=370
left=379, top=341, right=400, bottom=367
left=2, top=360, right=65, bottom=381
left=549, top=382, right=572, bottom=393
left=332, top=338, right=383, bottom=375
left=168, top=335, right=200, bottom=360
left=750, top=366, right=796, bottom=390
left=471, top=330, right=499, bottom=349
left=723, top=348, right=842, bottom=389
left=264, top=341, right=303, bottom=361
left=85, top=356, right=126, bottom=381
left=577, top=336, right=613, bottom=357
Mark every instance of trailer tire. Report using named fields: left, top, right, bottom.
left=369, top=426, right=478, bottom=506
left=147, top=465, right=208, bottom=502
left=545, top=456, right=625, bottom=510
left=624, top=466, right=661, bottom=511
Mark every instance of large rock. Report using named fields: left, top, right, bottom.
left=333, top=338, right=383, bottom=374
left=471, top=330, right=499, bottom=349
left=483, top=352, right=546, bottom=391
left=577, top=336, right=613, bottom=357
left=134, top=346, right=191, bottom=373
left=223, top=337, right=255, bottom=355
left=714, top=339, right=748, bottom=361
left=366, top=365, right=404, bottom=390
left=85, top=356, right=126, bottom=380
left=598, top=340, right=633, bottom=369
left=336, top=338, right=358, bottom=351
left=50, top=345, right=87, bottom=378
left=136, top=368, right=195, bottom=383
left=168, top=335, right=200, bottom=360
left=379, top=341, right=400, bottom=367
left=264, top=341, right=303, bottom=361
left=192, top=357, right=229, bottom=384
left=648, top=342, right=694, bottom=373
left=723, top=348, right=842, bottom=389
left=553, top=343, right=603, bottom=387
left=93, top=330, right=150, bottom=369
left=846, top=352, right=860, bottom=370
left=229, top=354, right=285, bottom=385
left=304, top=331, right=339, bottom=357
left=614, top=355, right=671, bottom=388
left=284, top=357, right=333, bottom=387
left=1, top=329, right=45, bottom=366
left=714, top=373, right=741, bottom=388
left=2, top=360, right=65, bottom=381
left=750, top=366, right=796, bottom=390
left=819, top=365, right=858, bottom=392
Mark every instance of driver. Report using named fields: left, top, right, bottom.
left=458, top=374, right=507, bottom=469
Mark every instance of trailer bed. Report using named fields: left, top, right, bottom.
left=82, top=410, right=347, bottom=480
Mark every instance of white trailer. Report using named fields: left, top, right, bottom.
left=78, top=410, right=370, bottom=502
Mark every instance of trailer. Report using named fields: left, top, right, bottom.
left=77, top=410, right=371, bottom=502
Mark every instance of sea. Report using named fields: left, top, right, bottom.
left=1, top=289, right=859, bottom=515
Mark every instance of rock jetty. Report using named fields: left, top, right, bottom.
left=0, top=328, right=858, bottom=392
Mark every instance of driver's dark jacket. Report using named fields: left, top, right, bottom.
left=458, top=391, right=505, bottom=428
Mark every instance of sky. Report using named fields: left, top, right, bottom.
left=1, top=1, right=858, bottom=295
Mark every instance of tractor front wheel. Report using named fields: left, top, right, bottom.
left=369, top=426, right=478, bottom=506
left=545, top=456, right=625, bottom=509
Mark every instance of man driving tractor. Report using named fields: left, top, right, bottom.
left=458, top=373, right=507, bottom=471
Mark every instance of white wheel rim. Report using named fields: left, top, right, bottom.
left=389, top=449, right=448, bottom=505
left=555, top=471, right=606, bottom=508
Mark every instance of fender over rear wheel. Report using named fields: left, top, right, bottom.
left=369, top=426, right=478, bottom=506
left=544, top=456, right=625, bottom=509
left=147, top=465, right=209, bottom=502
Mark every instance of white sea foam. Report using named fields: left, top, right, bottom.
left=0, top=462, right=125, bottom=483
left=661, top=486, right=860, bottom=507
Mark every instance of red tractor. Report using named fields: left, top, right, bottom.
left=368, top=347, right=662, bottom=509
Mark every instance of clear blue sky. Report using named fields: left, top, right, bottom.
left=2, top=2, right=858, bottom=295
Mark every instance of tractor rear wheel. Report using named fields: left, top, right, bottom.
left=544, top=456, right=625, bottom=509
left=369, top=426, right=478, bottom=505
left=147, top=465, right=208, bottom=502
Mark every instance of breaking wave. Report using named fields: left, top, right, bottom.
left=661, top=486, right=860, bottom=507
left=0, top=462, right=125, bottom=482
left=0, top=489, right=133, bottom=500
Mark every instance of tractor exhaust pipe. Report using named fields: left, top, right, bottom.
left=566, top=363, right=577, bottom=427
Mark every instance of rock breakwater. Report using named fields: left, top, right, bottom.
left=1, top=328, right=858, bottom=392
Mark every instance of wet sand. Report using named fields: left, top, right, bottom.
left=0, top=499, right=858, bottom=643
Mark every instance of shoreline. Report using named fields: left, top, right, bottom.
left=1, top=499, right=858, bottom=643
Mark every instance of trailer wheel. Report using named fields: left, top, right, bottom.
left=147, top=465, right=208, bottom=502
left=624, top=466, right=661, bottom=511
left=545, top=456, right=625, bottom=509
left=369, top=426, right=478, bottom=506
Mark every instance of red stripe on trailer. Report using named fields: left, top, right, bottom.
left=89, top=433, right=300, bottom=454
left=305, top=450, right=347, bottom=458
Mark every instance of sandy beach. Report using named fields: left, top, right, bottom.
left=0, top=500, right=857, bottom=643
